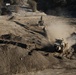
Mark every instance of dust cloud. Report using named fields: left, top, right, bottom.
left=45, top=18, right=76, bottom=48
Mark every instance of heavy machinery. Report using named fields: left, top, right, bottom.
left=53, top=38, right=75, bottom=59
left=54, top=39, right=65, bottom=53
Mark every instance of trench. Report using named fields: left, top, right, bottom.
left=0, top=39, right=27, bottom=48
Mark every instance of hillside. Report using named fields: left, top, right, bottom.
left=0, top=0, right=76, bottom=75
left=0, top=13, right=76, bottom=75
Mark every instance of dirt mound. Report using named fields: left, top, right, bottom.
left=0, top=44, right=28, bottom=74
left=24, top=51, right=50, bottom=71
left=0, top=15, right=76, bottom=75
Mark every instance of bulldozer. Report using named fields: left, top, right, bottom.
left=54, top=38, right=66, bottom=53
left=53, top=38, right=74, bottom=59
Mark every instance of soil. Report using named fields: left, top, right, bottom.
left=0, top=7, right=76, bottom=75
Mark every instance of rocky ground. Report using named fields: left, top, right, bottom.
left=0, top=6, right=76, bottom=75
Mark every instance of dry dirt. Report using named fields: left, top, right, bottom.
left=0, top=13, right=76, bottom=75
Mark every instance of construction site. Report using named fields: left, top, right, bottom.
left=0, top=0, right=76, bottom=75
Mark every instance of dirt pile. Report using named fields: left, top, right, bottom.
left=0, top=16, right=48, bottom=74
left=24, top=51, right=50, bottom=71
left=0, top=15, right=76, bottom=75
